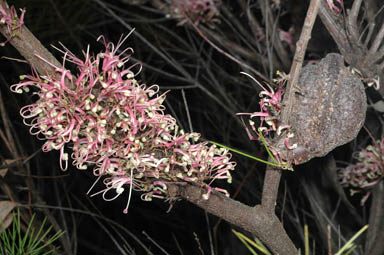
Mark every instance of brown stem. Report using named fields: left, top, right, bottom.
left=0, top=2, right=73, bottom=253
left=168, top=183, right=297, bottom=255
left=261, top=165, right=282, bottom=213
left=213, top=161, right=258, bottom=255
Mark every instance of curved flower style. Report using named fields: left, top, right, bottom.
left=11, top=33, right=236, bottom=213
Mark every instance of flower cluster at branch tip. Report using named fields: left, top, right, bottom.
left=11, top=32, right=236, bottom=213
left=160, top=0, right=221, bottom=26
left=0, top=3, right=25, bottom=46
left=338, top=136, right=384, bottom=205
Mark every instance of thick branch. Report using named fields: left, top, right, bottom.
left=168, top=184, right=297, bottom=255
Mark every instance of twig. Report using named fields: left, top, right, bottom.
left=318, top=1, right=352, bottom=59
left=369, top=23, right=384, bottom=55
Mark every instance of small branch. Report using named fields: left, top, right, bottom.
left=349, top=0, right=362, bottom=26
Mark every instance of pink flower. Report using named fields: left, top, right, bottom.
left=12, top=32, right=236, bottom=212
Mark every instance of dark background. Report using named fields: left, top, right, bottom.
left=0, top=0, right=383, bottom=254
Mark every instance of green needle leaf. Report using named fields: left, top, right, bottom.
left=209, top=140, right=281, bottom=168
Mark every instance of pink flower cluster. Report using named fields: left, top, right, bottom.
left=237, top=72, right=295, bottom=167
left=0, top=3, right=25, bottom=46
left=164, top=0, right=221, bottom=26
left=237, top=72, right=286, bottom=139
left=11, top=34, right=236, bottom=213
left=338, top=137, right=384, bottom=191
